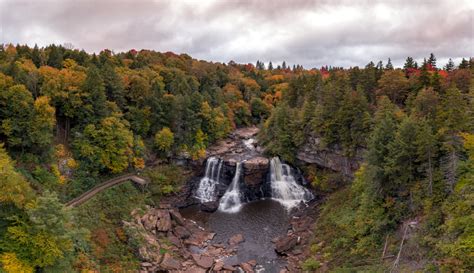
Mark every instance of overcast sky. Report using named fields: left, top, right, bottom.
left=1, top=0, right=473, bottom=68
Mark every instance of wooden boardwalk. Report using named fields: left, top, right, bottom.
left=66, top=173, right=148, bottom=208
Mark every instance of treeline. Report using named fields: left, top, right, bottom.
left=260, top=55, right=473, bottom=271
left=0, top=42, right=472, bottom=271
left=0, top=43, right=302, bottom=271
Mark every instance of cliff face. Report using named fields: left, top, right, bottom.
left=297, top=135, right=364, bottom=177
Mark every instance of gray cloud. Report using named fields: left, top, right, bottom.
left=1, top=0, right=472, bottom=68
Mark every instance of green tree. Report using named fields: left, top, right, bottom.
left=154, top=127, right=174, bottom=155
left=73, top=116, right=135, bottom=173
left=0, top=144, right=34, bottom=208
left=250, top=97, right=271, bottom=123
left=30, top=96, right=56, bottom=148
left=80, top=66, right=107, bottom=123
left=377, top=69, right=410, bottom=105
left=0, top=84, right=34, bottom=148
left=47, top=45, right=63, bottom=69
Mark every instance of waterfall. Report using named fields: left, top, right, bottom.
left=269, top=157, right=313, bottom=209
left=218, top=162, right=243, bottom=213
left=195, top=157, right=223, bottom=202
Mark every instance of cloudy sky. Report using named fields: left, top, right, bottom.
left=1, top=0, right=473, bottom=68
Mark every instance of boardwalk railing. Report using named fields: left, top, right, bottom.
left=66, top=173, right=148, bottom=208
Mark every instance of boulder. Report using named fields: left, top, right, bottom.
left=228, top=234, right=245, bottom=245
left=169, top=209, right=185, bottom=226
left=141, top=212, right=158, bottom=231
left=200, top=200, right=219, bottom=212
left=213, top=260, right=224, bottom=271
left=275, top=235, right=298, bottom=254
left=156, top=210, right=172, bottom=232
left=160, top=253, right=180, bottom=270
left=240, top=262, right=255, bottom=273
left=174, top=226, right=191, bottom=239
left=192, top=253, right=214, bottom=269
left=243, top=156, right=269, bottom=187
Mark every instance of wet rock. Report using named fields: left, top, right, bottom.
left=240, top=262, right=255, bottom=273
left=185, top=231, right=215, bottom=247
left=291, top=216, right=313, bottom=232
left=234, top=126, right=259, bottom=139
left=275, top=235, right=298, bottom=254
left=223, top=264, right=236, bottom=271
left=156, top=210, right=172, bottom=232
left=243, top=156, right=269, bottom=187
left=160, top=253, right=180, bottom=270
left=200, top=200, right=219, bottom=212
left=174, top=226, right=191, bottom=239
left=228, top=234, right=245, bottom=245
left=248, top=260, right=257, bottom=266
left=192, top=253, right=214, bottom=269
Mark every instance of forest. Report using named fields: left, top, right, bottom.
left=0, top=43, right=472, bottom=272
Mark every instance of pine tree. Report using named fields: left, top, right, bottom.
left=81, top=66, right=107, bottom=123
left=403, top=56, right=415, bottom=70
left=31, top=44, right=41, bottom=68
left=415, top=119, right=437, bottom=195
left=366, top=96, right=399, bottom=198
left=420, top=58, right=431, bottom=87
left=268, top=61, right=273, bottom=70
left=385, top=58, right=393, bottom=70
left=428, top=53, right=437, bottom=69
left=444, top=58, right=455, bottom=72
left=47, top=45, right=63, bottom=69
left=282, top=61, right=287, bottom=70
left=458, top=58, right=469, bottom=69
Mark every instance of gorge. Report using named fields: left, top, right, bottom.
left=132, top=127, right=318, bottom=272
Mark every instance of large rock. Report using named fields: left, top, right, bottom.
left=192, top=253, right=214, bottom=269
left=156, top=210, right=172, bottom=232
left=160, top=253, right=180, bottom=270
left=243, top=156, right=269, bottom=187
left=228, top=234, right=245, bottom=245
left=200, top=200, right=219, bottom=212
left=275, top=235, right=298, bottom=254
left=174, top=226, right=191, bottom=239
left=297, top=135, right=364, bottom=177
left=169, top=209, right=185, bottom=226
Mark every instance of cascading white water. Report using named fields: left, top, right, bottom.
left=218, top=162, right=243, bottom=213
left=195, top=157, right=223, bottom=202
left=270, top=157, right=313, bottom=209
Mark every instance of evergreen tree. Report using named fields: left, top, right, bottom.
left=80, top=66, right=107, bottom=123
left=31, top=44, right=41, bottom=68
left=385, top=58, right=393, bottom=70
left=458, top=58, right=469, bottom=69
left=428, top=53, right=437, bottom=69
left=444, top=58, right=455, bottom=72
left=420, top=58, right=431, bottom=87
left=47, top=45, right=63, bottom=69
left=403, top=56, right=415, bottom=70
left=365, top=96, right=399, bottom=199
left=268, top=61, right=273, bottom=70
left=415, top=119, right=437, bottom=195
left=282, top=61, right=287, bottom=70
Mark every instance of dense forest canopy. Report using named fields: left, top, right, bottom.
left=0, top=43, right=472, bottom=272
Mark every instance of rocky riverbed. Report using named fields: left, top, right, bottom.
left=125, top=200, right=319, bottom=272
